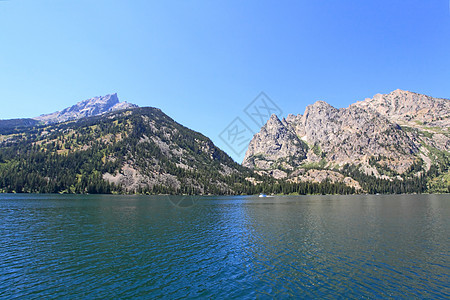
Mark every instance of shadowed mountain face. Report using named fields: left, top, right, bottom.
left=0, top=119, right=40, bottom=132
left=243, top=90, right=450, bottom=192
left=33, top=93, right=138, bottom=124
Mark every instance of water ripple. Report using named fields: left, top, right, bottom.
left=0, top=194, right=448, bottom=298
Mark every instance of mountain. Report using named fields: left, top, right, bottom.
left=243, top=90, right=450, bottom=193
left=0, top=118, right=40, bottom=132
left=0, top=93, right=137, bottom=133
left=34, top=93, right=138, bottom=124
left=353, top=89, right=450, bottom=129
left=0, top=90, right=448, bottom=195
left=0, top=106, right=264, bottom=194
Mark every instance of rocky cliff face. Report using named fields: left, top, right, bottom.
left=243, top=90, right=450, bottom=191
left=353, top=89, right=450, bottom=154
left=34, top=93, right=138, bottom=124
left=243, top=114, right=307, bottom=171
left=353, top=89, right=450, bottom=128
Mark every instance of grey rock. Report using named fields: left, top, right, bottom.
left=34, top=93, right=138, bottom=124
left=242, top=114, right=307, bottom=169
left=353, top=89, right=450, bottom=128
left=243, top=89, right=450, bottom=184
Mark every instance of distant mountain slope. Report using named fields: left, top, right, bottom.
left=243, top=90, right=450, bottom=193
left=34, top=93, right=137, bottom=124
left=0, top=118, right=40, bottom=133
left=0, top=107, right=259, bottom=194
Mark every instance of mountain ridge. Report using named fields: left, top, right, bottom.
left=0, top=106, right=263, bottom=194
left=243, top=89, right=449, bottom=193
left=0, top=89, right=448, bottom=194
left=33, top=93, right=138, bottom=124
left=0, top=93, right=138, bottom=132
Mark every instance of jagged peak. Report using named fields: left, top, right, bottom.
left=34, top=93, right=138, bottom=124
left=304, top=101, right=337, bottom=117
left=266, top=114, right=283, bottom=125
left=370, top=89, right=444, bottom=101
left=269, top=113, right=280, bottom=120
left=255, top=114, right=290, bottom=137
left=286, top=113, right=296, bottom=119
left=73, top=93, right=118, bottom=106
left=358, top=89, right=423, bottom=106
left=242, top=89, right=449, bottom=188
left=389, top=89, right=412, bottom=95
left=312, top=100, right=331, bottom=106
left=308, top=100, right=335, bottom=109
left=84, top=93, right=118, bottom=103
left=285, top=113, right=301, bottom=124
left=361, top=89, right=449, bottom=104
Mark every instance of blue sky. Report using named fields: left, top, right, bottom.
left=1, top=0, right=449, bottom=162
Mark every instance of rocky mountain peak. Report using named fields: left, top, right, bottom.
left=301, top=100, right=339, bottom=141
left=353, top=89, right=450, bottom=127
left=242, top=113, right=307, bottom=170
left=390, top=88, right=412, bottom=96
left=265, top=114, right=283, bottom=128
left=84, top=93, right=119, bottom=107
left=34, top=93, right=138, bottom=124
left=285, top=114, right=299, bottom=123
left=303, top=101, right=338, bottom=122
left=305, top=100, right=335, bottom=112
left=243, top=89, right=449, bottom=190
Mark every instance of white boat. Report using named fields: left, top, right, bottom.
left=259, top=193, right=267, bottom=198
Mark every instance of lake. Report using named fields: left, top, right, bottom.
left=0, top=194, right=448, bottom=298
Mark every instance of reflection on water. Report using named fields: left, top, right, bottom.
left=0, top=194, right=448, bottom=298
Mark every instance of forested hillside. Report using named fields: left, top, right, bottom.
left=0, top=107, right=251, bottom=194
left=0, top=107, right=363, bottom=195
left=0, top=96, right=448, bottom=195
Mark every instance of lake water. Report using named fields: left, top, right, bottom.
left=0, top=194, right=448, bottom=299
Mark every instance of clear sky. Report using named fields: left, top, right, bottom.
left=1, top=0, right=449, bottom=162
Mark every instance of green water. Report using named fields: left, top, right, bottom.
left=0, top=194, right=448, bottom=298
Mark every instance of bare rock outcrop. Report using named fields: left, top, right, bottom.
left=353, top=89, right=450, bottom=129
left=243, top=114, right=307, bottom=169
left=243, top=89, right=450, bottom=186
left=34, top=93, right=138, bottom=124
